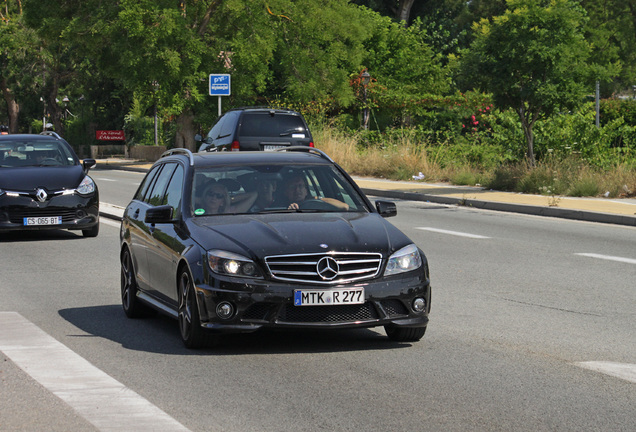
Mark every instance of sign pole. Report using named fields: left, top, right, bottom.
left=209, top=74, right=231, bottom=118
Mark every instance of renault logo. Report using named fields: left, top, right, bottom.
left=316, top=256, right=339, bottom=280
left=35, top=188, right=48, bottom=202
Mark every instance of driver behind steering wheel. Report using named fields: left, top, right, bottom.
left=276, top=172, right=348, bottom=210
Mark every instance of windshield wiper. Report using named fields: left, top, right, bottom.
left=279, top=128, right=304, bottom=137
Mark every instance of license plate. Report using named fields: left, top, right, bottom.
left=263, top=144, right=285, bottom=151
left=23, top=216, right=62, bottom=226
left=294, top=288, right=364, bottom=306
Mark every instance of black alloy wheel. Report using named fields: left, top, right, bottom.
left=177, top=267, right=208, bottom=349
left=121, top=247, right=143, bottom=318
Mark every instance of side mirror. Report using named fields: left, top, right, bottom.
left=375, top=200, right=397, bottom=218
left=83, top=158, right=96, bottom=172
left=194, top=134, right=202, bottom=142
left=145, top=205, right=175, bottom=224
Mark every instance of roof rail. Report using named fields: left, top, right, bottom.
left=40, top=131, right=62, bottom=139
left=275, top=146, right=334, bottom=163
left=229, top=106, right=296, bottom=112
left=160, top=148, right=194, bottom=166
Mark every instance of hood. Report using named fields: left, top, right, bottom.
left=0, top=165, right=86, bottom=192
left=189, top=212, right=412, bottom=260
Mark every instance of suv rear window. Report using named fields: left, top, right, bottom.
left=239, top=113, right=307, bottom=137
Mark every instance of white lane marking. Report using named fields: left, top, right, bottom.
left=415, top=227, right=490, bottom=239
left=0, top=312, right=191, bottom=432
left=575, top=361, right=636, bottom=384
left=93, top=177, right=117, bottom=182
left=575, top=253, right=636, bottom=265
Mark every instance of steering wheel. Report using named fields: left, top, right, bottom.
left=40, top=157, right=62, bottom=166
left=298, top=199, right=336, bottom=210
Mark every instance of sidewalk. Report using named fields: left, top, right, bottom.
left=95, top=159, right=636, bottom=227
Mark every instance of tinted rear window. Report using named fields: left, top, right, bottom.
left=239, top=113, right=307, bottom=137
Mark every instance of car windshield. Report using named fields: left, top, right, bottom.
left=192, top=163, right=369, bottom=216
left=0, top=140, right=76, bottom=167
left=239, top=113, right=307, bottom=138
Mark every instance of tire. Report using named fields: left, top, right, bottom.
left=385, top=325, right=426, bottom=342
left=82, top=220, right=99, bottom=237
left=121, top=247, right=144, bottom=318
left=177, top=267, right=209, bottom=349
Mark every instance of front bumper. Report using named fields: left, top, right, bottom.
left=0, top=193, right=99, bottom=232
left=193, top=271, right=431, bottom=334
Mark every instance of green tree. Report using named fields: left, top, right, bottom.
left=581, top=0, right=636, bottom=95
left=350, top=0, right=419, bottom=26
left=0, top=1, right=42, bottom=133
left=361, top=11, right=449, bottom=126
left=25, top=0, right=378, bottom=149
left=460, top=0, right=591, bottom=166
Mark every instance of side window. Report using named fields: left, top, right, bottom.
left=331, top=176, right=359, bottom=210
left=147, top=163, right=177, bottom=206
left=135, top=165, right=162, bottom=201
left=208, top=116, right=225, bottom=140
left=163, top=164, right=184, bottom=218
left=304, top=170, right=322, bottom=198
left=220, top=111, right=239, bottom=139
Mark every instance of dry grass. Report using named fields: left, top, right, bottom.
left=314, top=127, right=446, bottom=181
left=313, top=125, right=636, bottom=198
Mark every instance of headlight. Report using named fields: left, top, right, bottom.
left=384, top=244, right=422, bottom=276
left=207, top=250, right=263, bottom=278
left=76, top=176, right=95, bottom=195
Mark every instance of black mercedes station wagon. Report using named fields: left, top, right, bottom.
left=120, top=147, right=431, bottom=348
left=0, top=132, right=99, bottom=237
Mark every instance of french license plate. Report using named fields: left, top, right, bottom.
left=263, top=144, right=285, bottom=151
left=294, top=288, right=364, bottom=306
left=23, top=216, right=62, bottom=226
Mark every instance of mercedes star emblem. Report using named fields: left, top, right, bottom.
left=316, top=256, right=339, bottom=280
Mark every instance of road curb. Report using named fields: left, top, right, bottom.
left=361, top=188, right=636, bottom=227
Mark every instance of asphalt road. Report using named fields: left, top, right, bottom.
left=1, top=169, right=634, bottom=431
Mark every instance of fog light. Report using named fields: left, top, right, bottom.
left=216, top=302, right=235, bottom=320
left=76, top=209, right=87, bottom=218
left=412, top=297, right=426, bottom=312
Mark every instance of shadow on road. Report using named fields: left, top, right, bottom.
left=59, top=305, right=415, bottom=356
left=0, top=229, right=85, bottom=242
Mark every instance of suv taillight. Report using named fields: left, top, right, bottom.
left=231, top=140, right=240, bottom=151
left=309, top=142, right=314, bottom=148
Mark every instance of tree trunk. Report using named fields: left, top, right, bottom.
left=396, top=0, right=415, bottom=26
left=517, top=107, right=536, bottom=167
left=47, top=79, right=64, bottom=136
left=0, top=76, right=20, bottom=133
left=175, top=109, right=196, bottom=151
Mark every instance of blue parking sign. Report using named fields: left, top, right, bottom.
left=209, top=74, right=231, bottom=96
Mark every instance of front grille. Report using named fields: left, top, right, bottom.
left=279, top=303, right=378, bottom=323
left=265, top=252, right=382, bottom=285
left=7, top=208, right=79, bottom=224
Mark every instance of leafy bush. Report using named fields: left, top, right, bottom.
left=600, top=98, right=636, bottom=126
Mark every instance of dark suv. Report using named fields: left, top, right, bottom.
left=197, top=107, right=314, bottom=152
left=120, top=147, right=431, bottom=348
